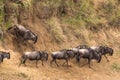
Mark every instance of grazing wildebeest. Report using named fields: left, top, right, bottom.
left=90, top=46, right=113, bottom=62
left=0, top=51, right=10, bottom=65
left=75, top=48, right=102, bottom=68
left=19, top=51, right=48, bottom=67
left=7, top=24, right=38, bottom=44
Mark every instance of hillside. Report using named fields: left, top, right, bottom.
left=0, top=0, right=120, bottom=80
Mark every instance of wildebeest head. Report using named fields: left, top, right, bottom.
left=24, top=30, right=38, bottom=43
left=105, top=47, right=113, bottom=56
left=3, top=51, right=10, bottom=59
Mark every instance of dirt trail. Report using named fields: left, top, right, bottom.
left=1, top=44, right=120, bottom=80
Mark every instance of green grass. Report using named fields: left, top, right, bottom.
left=3, top=0, right=120, bottom=30
left=1, top=0, right=120, bottom=44
left=0, top=0, right=4, bottom=41
left=0, top=0, right=4, bottom=27
left=112, top=63, right=120, bottom=72
left=16, top=72, right=28, bottom=78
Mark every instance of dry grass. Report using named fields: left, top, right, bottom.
left=46, top=17, right=66, bottom=43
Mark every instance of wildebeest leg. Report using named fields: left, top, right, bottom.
left=104, top=55, right=109, bottom=62
left=41, top=60, right=44, bottom=66
left=55, top=59, right=59, bottom=67
left=50, top=58, right=54, bottom=66
left=76, top=56, right=81, bottom=66
left=62, top=60, right=67, bottom=65
left=76, top=56, right=80, bottom=63
left=65, top=59, right=69, bottom=67
left=62, top=59, right=69, bottom=66
left=88, top=58, right=91, bottom=68
left=36, top=60, right=38, bottom=68
left=0, top=62, right=1, bottom=67
left=0, top=56, right=3, bottom=67
left=19, top=60, right=23, bottom=67
left=76, top=58, right=80, bottom=63
left=19, top=58, right=27, bottom=67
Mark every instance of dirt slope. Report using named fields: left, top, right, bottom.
left=1, top=0, right=120, bottom=80
left=1, top=20, right=120, bottom=80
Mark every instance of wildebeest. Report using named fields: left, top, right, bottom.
left=90, top=46, right=113, bottom=62
left=75, top=48, right=102, bottom=68
left=50, top=49, right=76, bottom=67
left=19, top=51, right=48, bottom=67
left=7, top=24, right=38, bottom=44
left=0, top=51, right=10, bottom=65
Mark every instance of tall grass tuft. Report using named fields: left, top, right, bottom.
left=46, top=17, right=65, bottom=44
left=112, top=63, right=120, bottom=72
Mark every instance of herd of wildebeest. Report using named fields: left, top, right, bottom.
left=0, top=24, right=114, bottom=68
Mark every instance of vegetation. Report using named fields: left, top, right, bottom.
left=0, top=0, right=4, bottom=28
left=0, top=0, right=4, bottom=40
left=1, top=0, right=120, bottom=43
left=1, top=0, right=120, bottom=28
left=112, top=63, right=120, bottom=72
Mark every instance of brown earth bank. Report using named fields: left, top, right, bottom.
left=0, top=22, right=120, bottom=80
